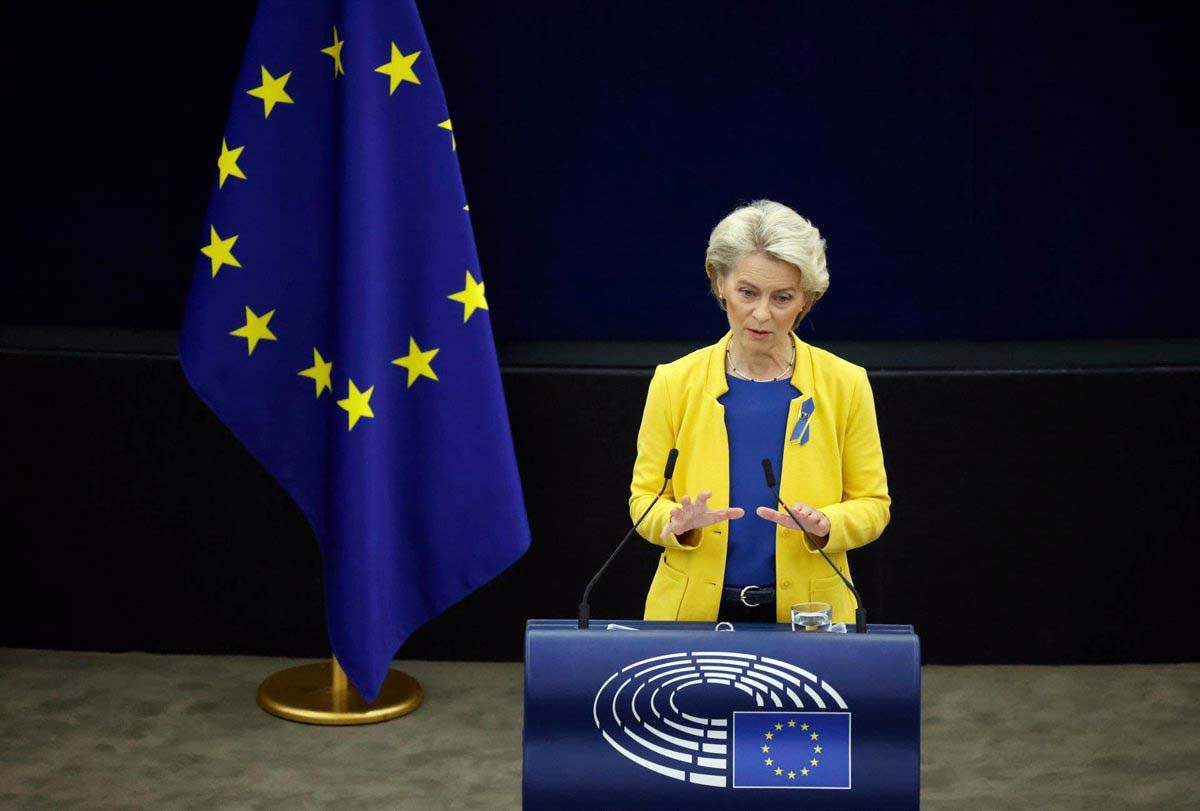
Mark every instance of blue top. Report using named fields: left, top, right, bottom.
left=718, top=375, right=799, bottom=587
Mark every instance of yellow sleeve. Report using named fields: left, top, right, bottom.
left=628, top=365, right=700, bottom=551
left=811, top=368, right=891, bottom=555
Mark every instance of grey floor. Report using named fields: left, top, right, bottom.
left=1, top=650, right=1197, bottom=809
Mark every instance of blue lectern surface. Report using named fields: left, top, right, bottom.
left=524, top=619, right=920, bottom=810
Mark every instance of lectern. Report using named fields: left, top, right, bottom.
left=524, top=619, right=919, bottom=809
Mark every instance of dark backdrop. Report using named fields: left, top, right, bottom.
left=2, top=345, right=1198, bottom=665
left=2, top=1, right=1197, bottom=666
left=3, top=1, right=1196, bottom=340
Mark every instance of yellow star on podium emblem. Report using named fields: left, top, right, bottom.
left=229, top=306, right=277, bottom=355
left=391, top=337, right=439, bottom=387
left=298, top=348, right=333, bottom=397
left=375, top=43, right=421, bottom=94
left=201, top=226, right=241, bottom=278
left=247, top=66, right=294, bottom=117
left=337, top=379, right=375, bottom=430
left=448, top=271, right=488, bottom=322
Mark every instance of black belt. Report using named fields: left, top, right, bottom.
left=722, top=585, right=776, bottom=607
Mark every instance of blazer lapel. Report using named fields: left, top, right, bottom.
left=700, top=332, right=732, bottom=516
left=779, top=335, right=818, bottom=506
left=703, top=331, right=732, bottom=400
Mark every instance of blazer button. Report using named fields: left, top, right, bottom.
left=781, top=580, right=792, bottom=589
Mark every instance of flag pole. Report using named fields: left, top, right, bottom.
left=256, top=655, right=423, bottom=726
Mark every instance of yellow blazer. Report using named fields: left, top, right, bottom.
left=629, top=332, right=891, bottom=624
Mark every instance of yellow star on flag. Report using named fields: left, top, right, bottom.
left=448, top=271, right=488, bottom=322
left=811, top=732, right=819, bottom=740
left=229, top=306, right=277, bottom=355
left=800, top=768, right=809, bottom=777
left=774, top=767, right=783, bottom=776
left=814, top=744, right=823, bottom=754
left=216, top=139, right=246, bottom=188
left=438, top=118, right=455, bottom=150
left=764, top=732, right=774, bottom=740
left=801, top=723, right=809, bottom=731
left=811, top=758, right=820, bottom=766
left=775, top=723, right=783, bottom=731
left=764, top=758, right=773, bottom=766
left=247, top=66, right=294, bottom=117
left=337, top=379, right=375, bottom=430
left=375, top=43, right=421, bottom=94
left=788, top=720, right=797, bottom=727
left=201, top=226, right=241, bottom=278
left=760, top=744, right=770, bottom=753
left=391, top=337, right=439, bottom=387
left=788, top=771, right=797, bottom=780
left=321, top=26, right=346, bottom=76
left=298, top=347, right=333, bottom=397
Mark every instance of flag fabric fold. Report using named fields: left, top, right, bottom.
left=181, top=0, right=530, bottom=702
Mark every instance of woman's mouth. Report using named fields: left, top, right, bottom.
left=747, top=328, right=771, bottom=339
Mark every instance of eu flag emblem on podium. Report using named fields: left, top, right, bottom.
left=180, top=0, right=530, bottom=702
left=732, top=711, right=852, bottom=789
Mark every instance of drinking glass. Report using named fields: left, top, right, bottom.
left=790, top=601, right=833, bottom=632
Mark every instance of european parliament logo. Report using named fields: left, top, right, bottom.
left=592, top=651, right=852, bottom=790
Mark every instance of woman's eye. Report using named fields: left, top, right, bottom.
left=775, top=296, right=792, bottom=304
left=739, top=289, right=754, bottom=298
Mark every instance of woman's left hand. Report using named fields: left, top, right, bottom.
left=756, top=502, right=830, bottom=537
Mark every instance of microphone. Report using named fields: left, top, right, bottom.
left=761, top=458, right=867, bottom=634
left=579, top=449, right=678, bottom=629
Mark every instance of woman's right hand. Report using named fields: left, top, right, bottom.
left=660, top=490, right=744, bottom=540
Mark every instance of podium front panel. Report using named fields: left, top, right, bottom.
left=524, top=620, right=919, bottom=810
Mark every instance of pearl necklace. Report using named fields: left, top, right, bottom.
left=726, top=340, right=795, bottom=382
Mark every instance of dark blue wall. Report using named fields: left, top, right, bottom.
left=5, top=1, right=1195, bottom=340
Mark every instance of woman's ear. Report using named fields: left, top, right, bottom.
left=793, top=297, right=814, bottom=329
left=712, top=273, right=728, bottom=308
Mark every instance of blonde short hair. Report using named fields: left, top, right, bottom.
left=704, top=200, right=830, bottom=326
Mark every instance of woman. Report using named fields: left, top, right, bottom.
left=629, top=200, right=890, bottom=625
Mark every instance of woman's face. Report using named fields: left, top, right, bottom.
left=717, top=253, right=807, bottom=353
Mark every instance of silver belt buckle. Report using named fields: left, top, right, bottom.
left=739, top=585, right=761, bottom=607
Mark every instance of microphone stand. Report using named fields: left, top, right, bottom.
left=762, top=459, right=867, bottom=634
left=578, top=450, right=678, bottom=629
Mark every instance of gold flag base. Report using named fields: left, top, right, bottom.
left=256, top=657, right=423, bottom=726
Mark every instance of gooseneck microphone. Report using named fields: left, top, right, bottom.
left=761, top=458, right=867, bottom=634
left=578, top=449, right=679, bottom=629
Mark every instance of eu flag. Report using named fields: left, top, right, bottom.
left=732, top=711, right=852, bottom=789
left=180, top=0, right=530, bottom=702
